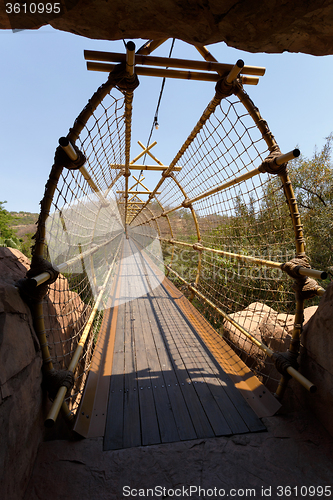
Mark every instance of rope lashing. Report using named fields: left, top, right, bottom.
left=55, top=142, right=86, bottom=170
left=108, top=62, right=140, bottom=93
left=272, top=351, right=299, bottom=379
left=182, top=198, right=193, bottom=209
left=43, top=369, right=75, bottom=401
left=214, top=76, right=237, bottom=100
left=281, top=256, right=321, bottom=300
left=258, top=146, right=287, bottom=175
left=17, top=256, right=59, bottom=304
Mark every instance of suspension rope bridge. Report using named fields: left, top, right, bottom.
left=18, top=39, right=327, bottom=450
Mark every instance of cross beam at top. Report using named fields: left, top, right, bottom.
left=84, top=50, right=265, bottom=85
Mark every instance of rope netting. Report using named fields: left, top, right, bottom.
left=24, top=48, right=326, bottom=424
left=25, top=83, right=128, bottom=416
left=131, top=91, right=297, bottom=388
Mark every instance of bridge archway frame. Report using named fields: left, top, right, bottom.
left=22, top=41, right=327, bottom=427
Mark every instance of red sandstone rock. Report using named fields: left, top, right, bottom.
left=0, top=248, right=43, bottom=500
left=222, top=301, right=318, bottom=386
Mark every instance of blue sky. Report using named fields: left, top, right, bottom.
left=1, top=26, right=333, bottom=213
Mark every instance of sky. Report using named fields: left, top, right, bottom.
left=1, top=25, right=333, bottom=213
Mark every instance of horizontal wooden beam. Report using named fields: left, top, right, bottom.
left=86, top=62, right=259, bottom=85
left=84, top=50, right=265, bottom=76
left=110, top=163, right=182, bottom=172
left=117, top=190, right=161, bottom=195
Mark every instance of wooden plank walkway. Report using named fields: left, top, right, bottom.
left=74, top=237, right=281, bottom=450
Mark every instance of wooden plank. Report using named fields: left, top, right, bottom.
left=139, top=249, right=267, bottom=433
left=122, top=253, right=142, bottom=449
left=156, top=295, right=234, bottom=436
left=139, top=296, right=182, bottom=443
left=150, top=293, right=227, bottom=437
left=130, top=280, right=161, bottom=445
left=157, top=295, right=250, bottom=435
left=140, top=245, right=279, bottom=418
left=103, top=301, right=125, bottom=450
left=144, top=287, right=215, bottom=439
left=130, top=240, right=194, bottom=442
left=74, top=245, right=123, bottom=438
left=162, top=280, right=269, bottom=431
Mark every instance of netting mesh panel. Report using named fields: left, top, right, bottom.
left=143, top=93, right=299, bottom=388
left=42, top=88, right=126, bottom=411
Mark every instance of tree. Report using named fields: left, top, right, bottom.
left=288, top=134, right=333, bottom=274
left=0, top=201, right=15, bottom=240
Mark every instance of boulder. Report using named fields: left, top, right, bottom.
left=222, top=301, right=317, bottom=388
left=0, top=247, right=44, bottom=500
left=0, top=247, right=92, bottom=498
left=296, top=283, right=333, bottom=436
left=2, top=1, right=333, bottom=55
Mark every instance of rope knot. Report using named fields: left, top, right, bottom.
left=54, top=145, right=86, bottom=171
left=44, top=369, right=75, bottom=401
left=214, top=77, right=237, bottom=100
left=108, top=63, right=140, bottom=93
left=258, top=146, right=287, bottom=175
left=17, top=256, right=60, bottom=304
left=272, top=351, right=298, bottom=378
left=281, top=255, right=321, bottom=300
left=182, top=198, right=192, bottom=209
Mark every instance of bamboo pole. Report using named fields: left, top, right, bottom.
left=194, top=44, right=220, bottom=66
left=30, top=232, right=123, bottom=287
left=117, top=190, right=161, bottom=195
left=87, top=62, right=259, bottom=85
left=226, top=59, right=244, bottom=83
left=130, top=141, right=157, bottom=164
left=115, top=164, right=182, bottom=171
left=276, top=149, right=300, bottom=165
left=137, top=39, right=169, bottom=55
left=126, top=41, right=136, bottom=76
left=45, top=238, right=122, bottom=427
left=123, top=42, right=136, bottom=239
left=149, top=149, right=299, bottom=217
left=137, top=140, right=165, bottom=166
left=59, top=137, right=110, bottom=207
left=84, top=50, right=266, bottom=76
left=165, top=264, right=316, bottom=393
left=131, top=174, right=149, bottom=191
left=157, top=237, right=327, bottom=280
left=58, top=136, right=78, bottom=161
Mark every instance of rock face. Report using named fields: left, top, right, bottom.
left=0, top=247, right=92, bottom=499
left=0, top=247, right=44, bottom=500
left=297, top=283, right=333, bottom=436
left=2, top=1, right=333, bottom=55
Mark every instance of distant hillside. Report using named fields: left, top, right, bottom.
left=10, top=212, right=38, bottom=238
left=5, top=212, right=39, bottom=258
